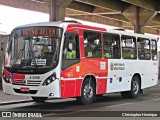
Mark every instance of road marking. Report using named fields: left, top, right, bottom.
left=41, top=113, right=57, bottom=117
left=0, top=100, right=33, bottom=106
left=102, top=97, right=160, bottom=109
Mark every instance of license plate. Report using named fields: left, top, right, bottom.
left=20, top=87, right=29, bottom=92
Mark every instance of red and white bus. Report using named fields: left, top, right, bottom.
left=2, top=21, right=158, bottom=104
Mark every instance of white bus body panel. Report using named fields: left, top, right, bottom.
left=107, top=59, right=158, bottom=93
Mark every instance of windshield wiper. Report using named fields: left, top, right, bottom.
left=28, top=40, right=38, bottom=68
left=11, top=42, right=26, bottom=67
left=50, top=38, right=59, bottom=67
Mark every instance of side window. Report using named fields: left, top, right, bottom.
left=84, top=31, right=102, bottom=58
left=63, top=33, right=80, bottom=59
left=137, top=38, right=151, bottom=60
left=151, top=40, right=157, bottom=60
left=122, top=35, right=137, bottom=59
left=103, top=33, right=121, bottom=59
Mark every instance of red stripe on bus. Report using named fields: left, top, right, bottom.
left=61, top=79, right=82, bottom=98
left=13, top=73, right=25, bottom=80
left=67, top=24, right=106, bottom=32
left=60, top=80, right=65, bottom=98
left=61, top=80, right=75, bottom=98
left=75, top=79, right=83, bottom=97
left=97, top=78, right=107, bottom=94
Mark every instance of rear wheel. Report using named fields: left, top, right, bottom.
left=31, top=97, right=48, bottom=103
left=76, top=77, right=96, bottom=105
left=121, top=76, right=140, bottom=98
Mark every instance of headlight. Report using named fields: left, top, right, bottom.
left=2, top=73, right=9, bottom=83
left=42, top=73, right=57, bottom=86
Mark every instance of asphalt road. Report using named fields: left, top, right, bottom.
left=0, top=83, right=160, bottom=119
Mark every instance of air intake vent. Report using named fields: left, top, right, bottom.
left=61, top=20, right=81, bottom=24
left=113, top=28, right=125, bottom=31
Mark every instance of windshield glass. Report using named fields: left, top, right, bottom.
left=6, top=27, right=62, bottom=69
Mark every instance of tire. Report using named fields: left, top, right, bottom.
left=76, top=77, right=96, bottom=105
left=31, top=97, right=48, bottom=103
left=121, top=76, right=140, bottom=98
left=121, top=91, right=129, bottom=98
left=96, top=94, right=103, bottom=97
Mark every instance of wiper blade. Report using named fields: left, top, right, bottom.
left=29, top=49, right=38, bottom=68
left=26, top=39, right=38, bottom=68
left=11, top=43, right=25, bottom=67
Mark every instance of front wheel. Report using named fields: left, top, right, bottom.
left=121, top=76, right=140, bottom=98
left=76, top=78, right=95, bottom=105
left=31, top=97, right=48, bottom=103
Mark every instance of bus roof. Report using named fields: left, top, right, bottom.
left=107, top=29, right=158, bottom=40
left=14, top=20, right=158, bottom=40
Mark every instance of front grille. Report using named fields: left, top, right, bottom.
left=13, top=89, right=38, bottom=94
left=12, top=79, right=25, bottom=85
left=12, top=79, right=42, bottom=86
left=26, top=80, right=42, bottom=86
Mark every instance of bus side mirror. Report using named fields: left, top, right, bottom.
left=64, top=33, right=69, bottom=40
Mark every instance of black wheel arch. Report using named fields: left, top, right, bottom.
left=76, top=74, right=97, bottom=104
left=83, top=75, right=97, bottom=93
left=121, top=73, right=142, bottom=99
left=132, top=73, right=141, bottom=90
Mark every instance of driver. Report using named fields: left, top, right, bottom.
left=41, top=44, right=49, bottom=56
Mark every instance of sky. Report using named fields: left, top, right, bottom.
left=0, top=4, right=158, bottom=34
left=0, top=5, right=49, bottom=34
left=0, top=5, right=118, bottom=34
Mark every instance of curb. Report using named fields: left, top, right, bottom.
left=0, top=100, right=33, bottom=106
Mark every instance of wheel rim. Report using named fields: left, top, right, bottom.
left=83, top=84, right=93, bottom=100
left=133, top=80, right=139, bottom=95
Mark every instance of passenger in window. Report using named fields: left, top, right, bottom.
left=84, top=38, right=93, bottom=57
left=66, top=42, right=76, bottom=59
left=153, top=54, right=157, bottom=60
left=104, top=39, right=111, bottom=58
left=146, top=53, right=150, bottom=59
left=113, top=44, right=119, bottom=59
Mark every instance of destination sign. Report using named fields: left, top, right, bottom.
left=22, top=28, right=56, bottom=36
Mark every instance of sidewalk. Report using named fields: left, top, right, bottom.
left=0, top=89, right=32, bottom=105
left=0, top=77, right=31, bottom=105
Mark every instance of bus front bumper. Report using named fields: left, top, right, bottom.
left=2, top=79, right=61, bottom=98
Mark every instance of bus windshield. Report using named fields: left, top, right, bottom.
left=6, top=27, right=62, bottom=70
